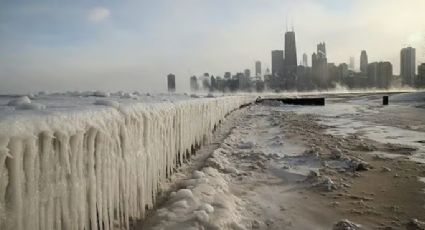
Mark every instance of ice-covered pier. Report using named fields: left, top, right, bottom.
left=0, top=93, right=255, bottom=230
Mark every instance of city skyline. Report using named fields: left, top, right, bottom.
left=1, top=0, right=425, bottom=93
left=188, top=24, right=424, bottom=92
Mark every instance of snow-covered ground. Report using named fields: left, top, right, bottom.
left=1, top=91, right=425, bottom=230
left=283, top=92, right=425, bottom=163
left=139, top=91, right=425, bottom=230
left=0, top=92, right=255, bottom=230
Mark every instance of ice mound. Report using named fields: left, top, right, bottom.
left=174, top=189, right=194, bottom=200
left=15, top=103, right=46, bottom=110
left=238, top=141, right=255, bottom=149
left=172, top=200, right=189, bottom=209
left=200, top=203, right=214, bottom=214
left=192, top=170, right=205, bottom=179
left=120, top=92, right=138, bottom=99
left=149, top=165, right=246, bottom=230
left=94, top=99, right=120, bottom=108
left=7, top=96, right=31, bottom=106
left=333, top=219, right=361, bottom=230
left=206, top=148, right=239, bottom=174
left=93, top=90, right=110, bottom=97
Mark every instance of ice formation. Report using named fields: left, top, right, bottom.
left=0, top=95, right=254, bottom=230
left=94, top=99, right=120, bottom=109
left=7, top=96, right=31, bottom=106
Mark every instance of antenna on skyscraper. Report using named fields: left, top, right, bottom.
left=291, top=18, right=294, bottom=32
left=285, top=16, right=288, bottom=32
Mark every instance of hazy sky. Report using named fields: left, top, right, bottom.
left=1, top=0, right=424, bottom=94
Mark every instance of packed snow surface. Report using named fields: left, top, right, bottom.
left=0, top=93, right=255, bottom=230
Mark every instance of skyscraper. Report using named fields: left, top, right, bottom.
left=349, top=57, right=355, bottom=70
left=360, top=50, right=368, bottom=74
left=255, top=61, right=262, bottom=76
left=317, top=42, right=326, bottom=58
left=244, top=69, right=251, bottom=78
left=312, top=42, right=329, bottom=88
left=190, top=76, right=199, bottom=91
left=418, top=63, right=425, bottom=87
left=284, top=31, right=297, bottom=67
left=271, top=50, right=284, bottom=76
left=167, top=74, right=176, bottom=92
left=367, top=62, right=378, bottom=87
left=400, top=47, right=416, bottom=86
left=368, top=62, right=392, bottom=88
left=378, top=62, right=393, bottom=89
left=302, top=53, right=308, bottom=67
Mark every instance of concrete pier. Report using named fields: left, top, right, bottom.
left=257, top=97, right=325, bottom=106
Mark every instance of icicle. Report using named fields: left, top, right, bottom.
left=0, top=96, right=254, bottom=230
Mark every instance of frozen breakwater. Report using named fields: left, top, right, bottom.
left=0, top=94, right=255, bottom=230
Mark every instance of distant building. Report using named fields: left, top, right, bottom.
left=302, top=53, right=308, bottom=67
left=378, top=62, right=393, bottom=89
left=317, top=42, right=326, bottom=58
left=367, top=62, right=378, bottom=87
left=284, top=31, right=297, bottom=67
left=237, top=72, right=250, bottom=90
left=349, top=57, right=355, bottom=71
left=224, top=72, right=231, bottom=79
left=327, top=63, right=339, bottom=83
left=167, top=74, right=176, bottom=92
left=367, top=62, right=392, bottom=88
left=338, top=63, right=349, bottom=83
left=190, top=76, right=199, bottom=91
left=360, top=50, right=368, bottom=74
left=400, top=47, right=416, bottom=86
left=312, top=42, right=329, bottom=88
left=271, top=50, right=284, bottom=76
left=255, top=61, right=262, bottom=76
left=244, top=69, right=251, bottom=78
left=417, top=63, right=425, bottom=88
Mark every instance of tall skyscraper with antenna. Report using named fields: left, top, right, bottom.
left=284, top=29, right=297, bottom=67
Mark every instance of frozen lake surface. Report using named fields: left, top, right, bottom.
left=283, top=91, right=425, bottom=163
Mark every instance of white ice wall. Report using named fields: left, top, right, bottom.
left=0, top=96, right=254, bottom=230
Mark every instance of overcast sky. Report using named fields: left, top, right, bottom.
left=1, top=0, right=424, bottom=94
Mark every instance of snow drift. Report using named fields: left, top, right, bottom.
left=0, top=95, right=254, bottom=230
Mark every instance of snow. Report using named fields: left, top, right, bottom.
left=148, top=166, right=245, bottom=230
left=0, top=93, right=255, bottom=230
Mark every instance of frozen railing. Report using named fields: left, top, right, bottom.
left=0, top=95, right=254, bottom=230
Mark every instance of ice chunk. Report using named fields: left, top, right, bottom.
left=93, top=90, right=110, bottom=97
left=172, top=200, right=189, bottom=209
left=238, top=141, right=255, bottom=149
left=175, top=189, right=194, bottom=200
left=192, top=170, right=205, bottom=179
left=200, top=203, right=214, bottom=214
left=231, top=222, right=247, bottom=230
left=333, top=219, right=361, bottom=230
left=194, top=210, right=209, bottom=223
left=15, top=103, right=46, bottom=110
left=7, top=96, right=31, bottom=106
left=120, top=92, right=138, bottom=99
left=94, top=99, right=120, bottom=109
